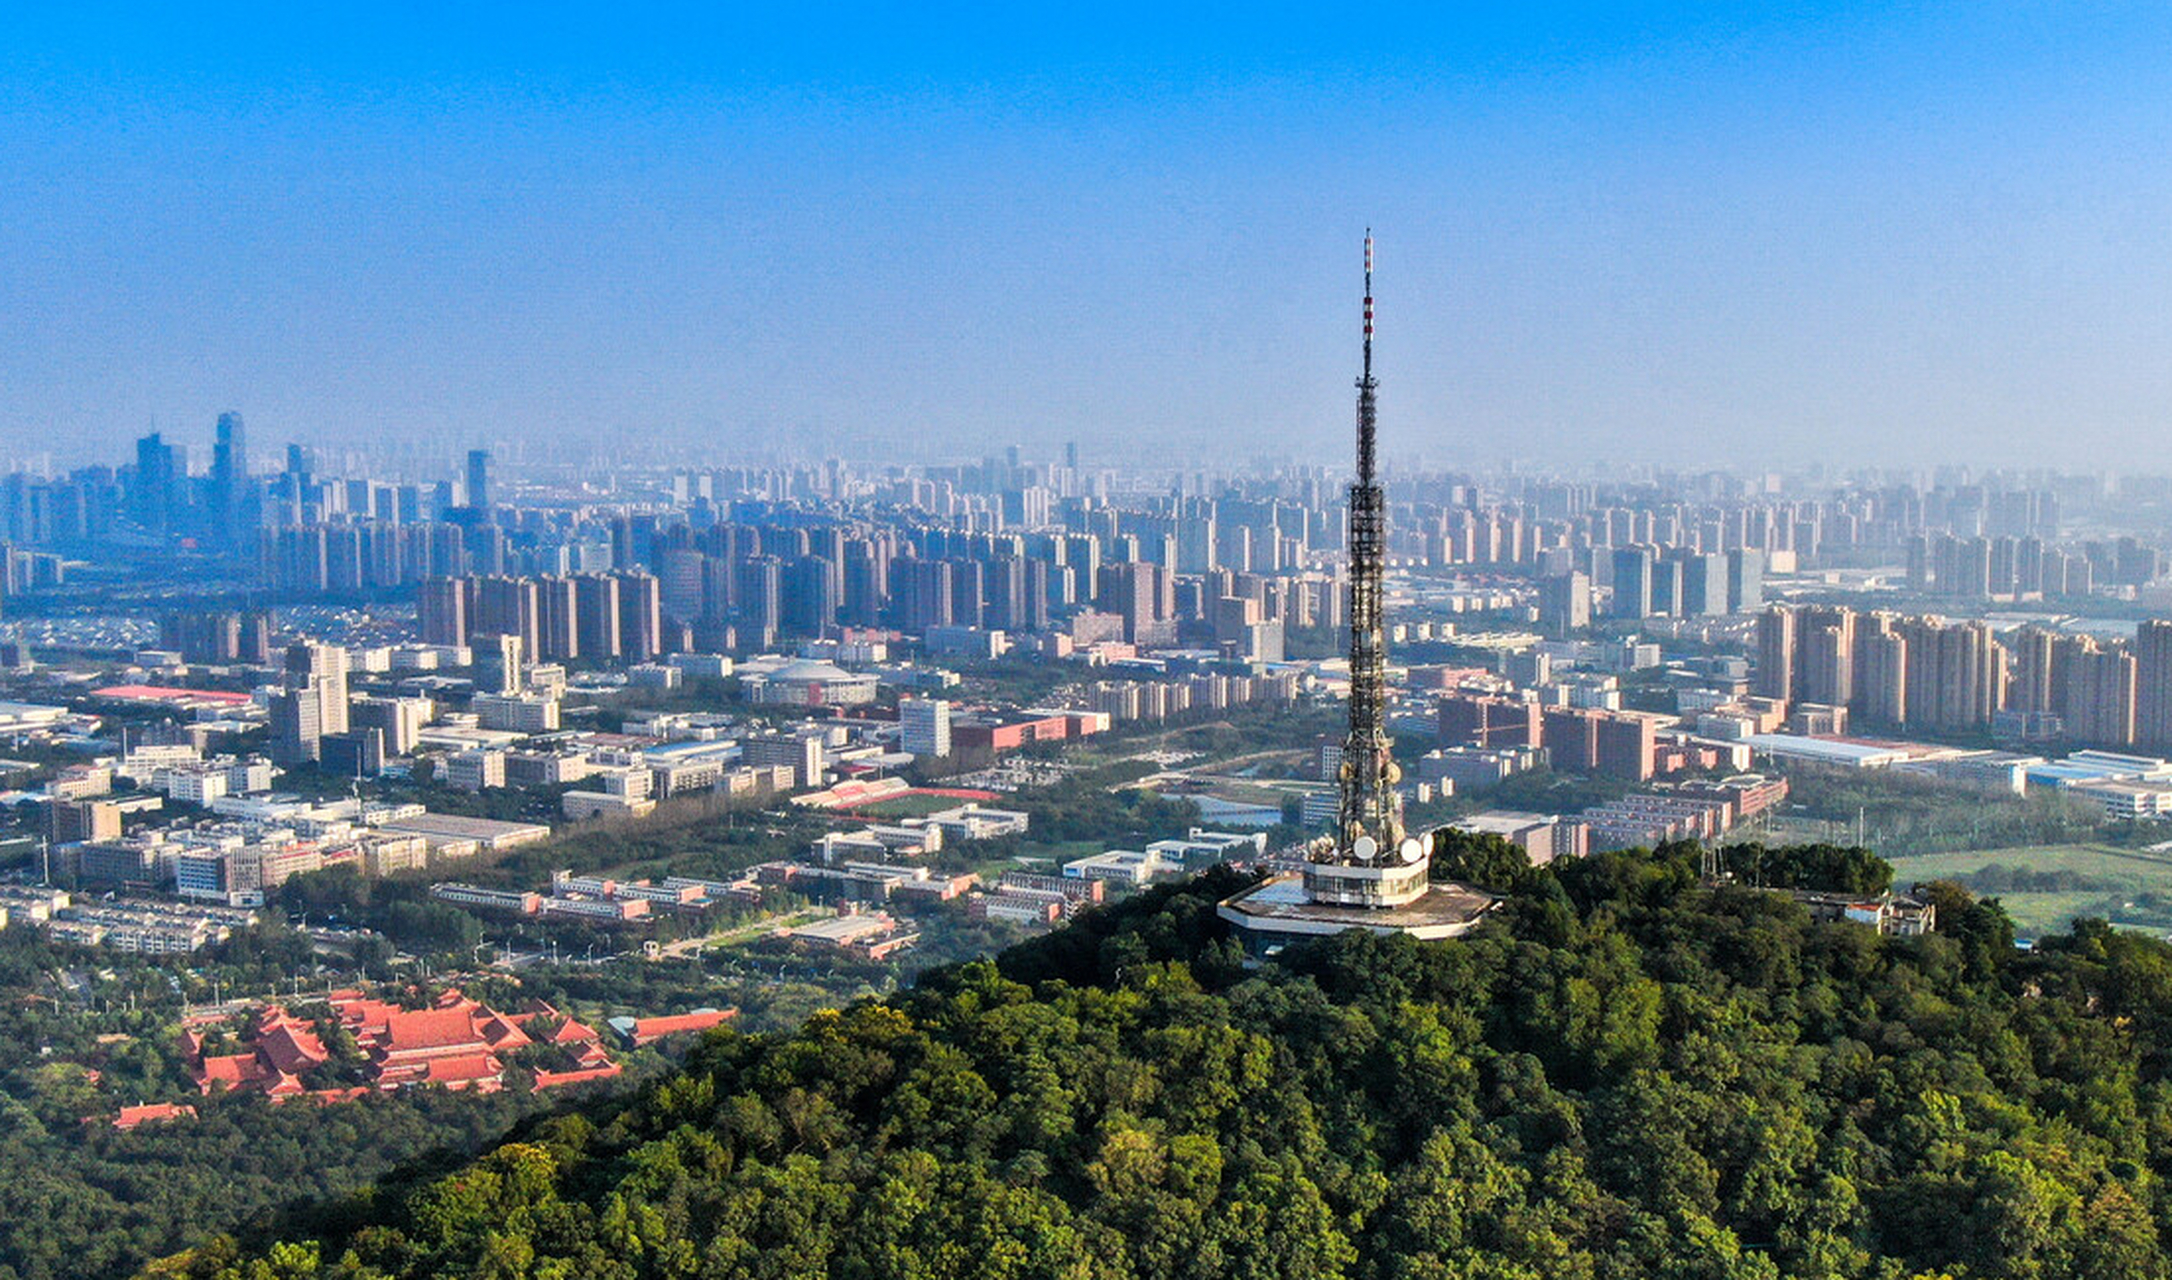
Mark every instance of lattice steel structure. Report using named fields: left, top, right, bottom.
left=1331, top=231, right=1407, bottom=867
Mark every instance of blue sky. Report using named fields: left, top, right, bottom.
left=4, top=4, right=2172, bottom=470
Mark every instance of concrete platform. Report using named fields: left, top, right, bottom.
left=1217, top=872, right=1501, bottom=954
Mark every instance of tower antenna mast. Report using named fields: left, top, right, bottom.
left=1331, top=231, right=1406, bottom=868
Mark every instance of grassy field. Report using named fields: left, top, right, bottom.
left=1886, top=843, right=2172, bottom=939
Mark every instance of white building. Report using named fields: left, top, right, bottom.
left=444, top=749, right=507, bottom=792
left=1063, top=848, right=1185, bottom=886
left=900, top=697, right=952, bottom=759
left=471, top=692, right=562, bottom=734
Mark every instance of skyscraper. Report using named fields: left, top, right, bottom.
left=418, top=576, right=469, bottom=647
left=574, top=574, right=622, bottom=659
left=1754, top=606, right=1797, bottom=702
left=2064, top=639, right=2137, bottom=747
left=537, top=575, right=579, bottom=661
left=211, top=411, right=250, bottom=546
left=2137, top=621, right=2172, bottom=752
left=1610, top=545, right=1654, bottom=619
left=132, top=432, right=183, bottom=534
left=617, top=570, right=664, bottom=661
left=466, top=448, right=493, bottom=511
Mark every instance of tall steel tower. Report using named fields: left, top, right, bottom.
left=1335, top=230, right=1405, bottom=862
left=1301, top=232, right=1426, bottom=908
left=1219, top=234, right=1495, bottom=944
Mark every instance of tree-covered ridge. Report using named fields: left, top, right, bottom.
left=162, top=847, right=2172, bottom=1279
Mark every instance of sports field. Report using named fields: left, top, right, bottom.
left=1886, top=843, right=2172, bottom=939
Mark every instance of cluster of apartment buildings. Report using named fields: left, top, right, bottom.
left=1080, top=668, right=1302, bottom=724
left=1434, top=693, right=1734, bottom=784
left=0, top=885, right=255, bottom=954
left=1450, top=773, right=1793, bottom=860
left=59, top=787, right=548, bottom=906
left=1754, top=606, right=2172, bottom=749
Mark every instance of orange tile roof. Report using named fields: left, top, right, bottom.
left=422, top=1054, right=503, bottom=1089
left=630, top=1009, right=736, bottom=1044
left=257, top=1022, right=329, bottom=1077
left=191, top=1053, right=266, bottom=1091
left=301, top=1086, right=372, bottom=1105
left=108, top=1103, right=197, bottom=1130
left=534, top=1062, right=623, bottom=1090
left=378, top=1006, right=489, bottom=1055
left=474, top=1010, right=532, bottom=1050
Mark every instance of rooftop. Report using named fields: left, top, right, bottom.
left=1218, top=873, right=1501, bottom=946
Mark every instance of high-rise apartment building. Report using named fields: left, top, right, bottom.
left=1857, top=627, right=1908, bottom=725
left=475, top=575, right=540, bottom=663
left=1539, top=571, right=1592, bottom=637
left=1798, top=607, right=1856, bottom=707
left=575, top=573, right=622, bottom=659
left=1899, top=617, right=2004, bottom=731
left=2137, top=620, right=2172, bottom=752
left=617, top=570, right=664, bottom=661
left=537, top=574, right=579, bottom=661
left=1754, top=607, right=1797, bottom=702
left=418, top=576, right=469, bottom=647
left=2063, top=639, right=2137, bottom=748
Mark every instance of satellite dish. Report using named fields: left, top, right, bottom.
left=1399, top=838, right=1425, bottom=864
left=1352, top=835, right=1378, bottom=861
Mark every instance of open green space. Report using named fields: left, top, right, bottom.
left=1886, top=842, right=2172, bottom=937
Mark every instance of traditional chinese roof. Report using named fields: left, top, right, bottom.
left=421, top=1054, right=503, bottom=1089
left=108, top=1102, right=197, bottom=1130
left=534, top=1062, right=624, bottom=1090
left=376, top=1005, right=490, bottom=1056
left=256, top=1021, right=329, bottom=1077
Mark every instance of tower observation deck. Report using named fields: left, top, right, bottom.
left=1217, top=234, right=1498, bottom=950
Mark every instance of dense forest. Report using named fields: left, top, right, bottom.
left=151, top=840, right=2172, bottom=1279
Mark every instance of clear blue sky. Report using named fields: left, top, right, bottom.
left=4, top=3, right=2172, bottom=471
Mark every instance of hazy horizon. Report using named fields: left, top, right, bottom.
left=7, top=4, right=2172, bottom=471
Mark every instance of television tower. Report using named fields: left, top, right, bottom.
left=1334, top=229, right=1407, bottom=863
left=1218, top=233, right=1494, bottom=945
left=1301, top=232, right=1427, bottom=907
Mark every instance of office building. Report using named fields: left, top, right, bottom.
left=1610, top=545, right=1654, bottom=619
left=900, top=697, right=952, bottom=759
left=466, top=448, right=493, bottom=510
left=284, top=641, right=348, bottom=736
left=1538, top=571, right=1591, bottom=636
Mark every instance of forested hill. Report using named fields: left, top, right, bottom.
left=158, top=846, right=2172, bottom=1280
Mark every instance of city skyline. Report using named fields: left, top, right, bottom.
left=9, top=6, right=2172, bottom=469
